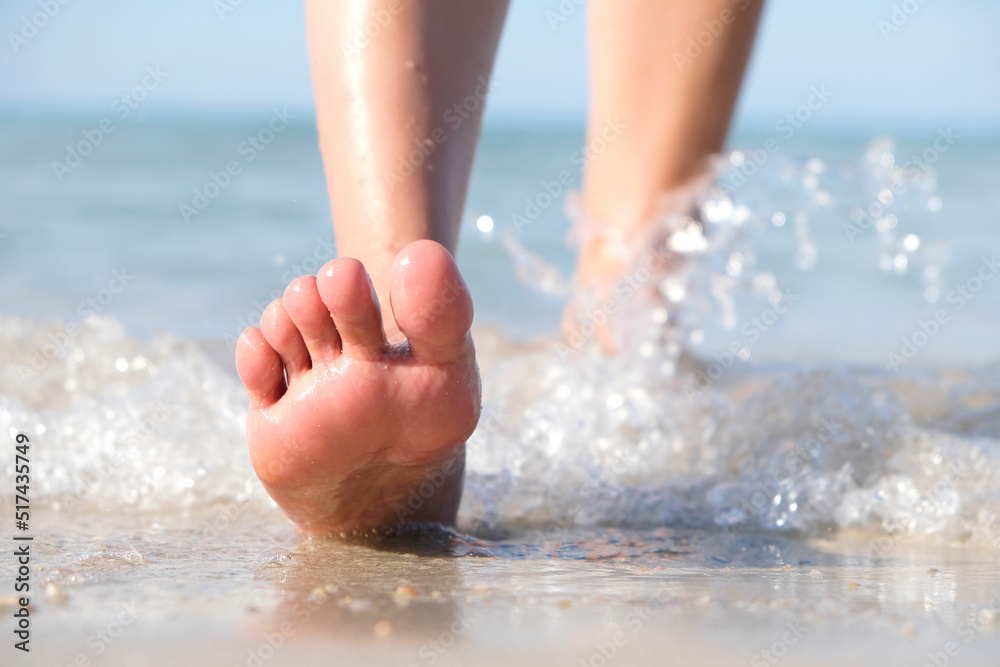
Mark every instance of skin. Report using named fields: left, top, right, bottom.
left=579, top=0, right=765, bottom=290
left=235, top=0, right=763, bottom=535
left=306, top=0, right=510, bottom=341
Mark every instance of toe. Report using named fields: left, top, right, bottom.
left=236, top=327, right=286, bottom=407
left=282, top=275, right=342, bottom=363
left=317, top=258, right=386, bottom=360
left=390, top=240, right=474, bottom=364
left=260, top=298, right=311, bottom=378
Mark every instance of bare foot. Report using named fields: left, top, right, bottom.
left=235, top=240, right=480, bottom=536
left=568, top=174, right=710, bottom=353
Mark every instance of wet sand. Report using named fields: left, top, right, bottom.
left=8, top=510, right=1000, bottom=667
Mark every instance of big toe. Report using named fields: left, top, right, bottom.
left=236, top=327, right=286, bottom=407
left=391, top=240, right=474, bottom=364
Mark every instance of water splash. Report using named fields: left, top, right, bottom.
left=0, top=140, right=994, bottom=546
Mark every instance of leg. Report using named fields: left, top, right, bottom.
left=579, top=0, right=764, bottom=287
left=310, top=0, right=509, bottom=341
left=235, top=0, right=508, bottom=535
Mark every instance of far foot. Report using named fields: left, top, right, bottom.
left=568, top=175, right=709, bottom=353
left=235, top=240, right=480, bottom=536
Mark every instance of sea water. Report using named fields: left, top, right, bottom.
left=1, top=118, right=999, bottom=665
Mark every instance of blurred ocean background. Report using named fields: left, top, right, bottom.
left=1, top=0, right=998, bottom=364
left=0, top=121, right=998, bottom=367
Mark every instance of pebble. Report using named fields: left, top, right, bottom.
left=0, top=594, right=21, bottom=608
left=394, top=585, right=417, bottom=606
left=374, top=620, right=393, bottom=638
left=45, top=583, right=68, bottom=605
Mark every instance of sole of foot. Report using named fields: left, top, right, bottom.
left=235, top=240, right=480, bottom=536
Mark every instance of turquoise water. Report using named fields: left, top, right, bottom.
left=2, top=119, right=999, bottom=363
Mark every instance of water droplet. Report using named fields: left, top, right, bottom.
left=251, top=547, right=300, bottom=570
left=476, top=215, right=494, bottom=234
left=40, top=567, right=82, bottom=585
left=77, top=539, right=145, bottom=566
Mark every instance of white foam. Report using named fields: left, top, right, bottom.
left=1, top=140, right=996, bottom=546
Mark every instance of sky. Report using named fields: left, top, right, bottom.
left=1, top=0, right=999, bottom=133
